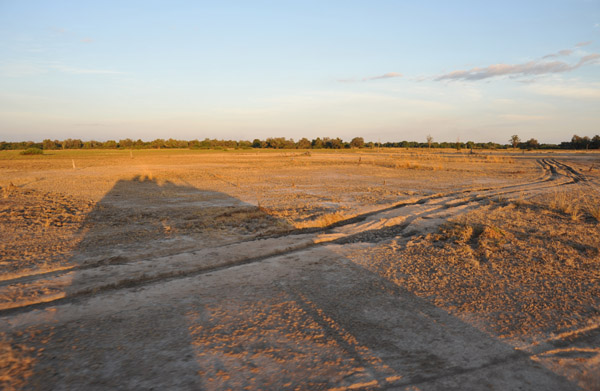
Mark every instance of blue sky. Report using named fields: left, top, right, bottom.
left=1, top=0, right=599, bottom=143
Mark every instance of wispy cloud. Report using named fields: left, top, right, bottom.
left=542, top=49, right=573, bottom=59
left=575, top=41, right=593, bottom=47
left=364, top=72, right=402, bottom=81
left=338, top=72, right=402, bottom=83
left=436, top=51, right=599, bottom=82
left=81, top=38, right=94, bottom=43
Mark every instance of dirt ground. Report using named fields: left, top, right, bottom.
left=1, top=148, right=599, bottom=390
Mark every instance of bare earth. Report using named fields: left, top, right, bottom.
left=1, top=149, right=599, bottom=390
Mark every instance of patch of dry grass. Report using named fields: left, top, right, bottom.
left=547, top=190, right=599, bottom=222
left=586, top=201, right=600, bottom=222
left=348, top=187, right=600, bottom=341
left=295, top=211, right=347, bottom=229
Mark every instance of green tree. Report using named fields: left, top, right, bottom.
left=350, top=137, right=365, bottom=148
left=103, top=140, right=117, bottom=149
left=62, top=138, right=83, bottom=149
left=252, top=139, right=263, bottom=148
left=525, top=138, right=539, bottom=150
left=42, top=139, right=59, bottom=150
left=151, top=139, right=166, bottom=149
left=510, top=135, right=520, bottom=149
left=119, top=138, right=134, bottom=148
left=296, top=138, right=311, bottom=149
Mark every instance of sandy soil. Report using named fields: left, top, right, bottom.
left=0, top=149, right=599, bottom=390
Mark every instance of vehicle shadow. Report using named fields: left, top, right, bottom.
left=3, top=176, right=580, bottom=390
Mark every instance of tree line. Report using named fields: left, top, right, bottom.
left=1, top=134, right=599, bottom=151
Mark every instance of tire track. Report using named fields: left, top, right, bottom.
left=0, top=158, right=580, bottom=316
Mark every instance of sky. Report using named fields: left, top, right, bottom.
left=1, top=0, right=599, bottom=144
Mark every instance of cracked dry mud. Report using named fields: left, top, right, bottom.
left=1, top=149, right=599, bottom=390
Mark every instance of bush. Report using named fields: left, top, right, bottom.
left=20, top=148, right=43, bottom=155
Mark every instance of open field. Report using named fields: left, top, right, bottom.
left=1, top=148, right=599, bottom=390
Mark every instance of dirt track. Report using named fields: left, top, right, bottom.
left=1, top=150, right=599, bottom=390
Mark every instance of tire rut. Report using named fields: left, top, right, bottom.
left=0, top=158, right=579, bottom=316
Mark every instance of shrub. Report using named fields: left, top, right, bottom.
left=20, top=148, right=43, bottom=155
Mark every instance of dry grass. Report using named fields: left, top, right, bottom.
left=349, top=193, right=600, bottom=341
left=547, top=190, right=600, bottom=222
left=586, top=201, right=600, bottom=222
left=295, top=211, right=347, bottom=229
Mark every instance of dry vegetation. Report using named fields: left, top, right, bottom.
left=348, top=186, right=600, bottom=341
left=1, top=148, right=599, bottom=390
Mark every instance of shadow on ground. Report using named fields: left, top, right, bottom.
left=2, top=176, right=580, bottom=390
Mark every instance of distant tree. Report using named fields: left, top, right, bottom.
left=119, top=138, right=134, bottom=148
left=311, top=138, right=324, bottom=149
left=62, top=138, right=83, bottom=149
left=165, top=138, right=178, bottom=148
left=266, top=137, right=287, bottom=149
left=83, top=140, right=102, bottom=149
left=42, top=139, right=59, bottom=150
left=237, top=140, right=252, bottom=149
left=198, top=139, right=212, bottom=149
left=591, top=135, right=600, bottom=149
left=426, top=134, right=433, bottom=149
left=103, top=140, right=117, bottom=149
left=350, top=137, right=365, bottom=149
left=525, top=138, right=539, bottom=150
left=149, top=139, right=164, bottom=149
left=164, top=138, right=188, bottom=148
left=325, top=137, right=343, bottom=149
left=296, top=138, right=311, bottom=149
left=510, top=135, right=520, bottom=149
left=283, top=138, right=296, bottom=149
left=583, top=136, right=591, bottom=150
left=251, top=139, right=263, bottom=148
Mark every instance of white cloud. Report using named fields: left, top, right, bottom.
left=435, top=51, right=599, bottom=81
left=575, top=41, right=592, bottom=47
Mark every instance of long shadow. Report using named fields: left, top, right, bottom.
left=1, top=176, right=581, bottom=390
